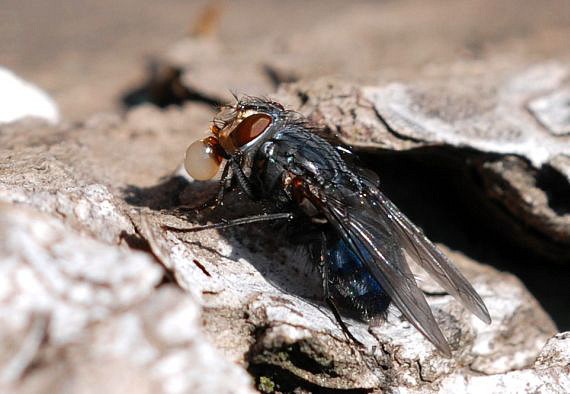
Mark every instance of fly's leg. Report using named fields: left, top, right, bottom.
left=162, top=212, right=294, bottom=233
left=174, top=161, right=233, bottom=214
left=317, top=233, right=364, bottom=348
left=323, top=275, right=365, bottom=348
left=230, top=159, right=257, bottom=200
left=165, top=157, right=277, bottom=233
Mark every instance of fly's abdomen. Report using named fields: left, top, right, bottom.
left=326, top=236, right=391, bottom=321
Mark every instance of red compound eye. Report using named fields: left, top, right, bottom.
left=230, top=114, right=272, bottom=147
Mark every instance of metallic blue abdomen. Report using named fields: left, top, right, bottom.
left=326, top=237, right=391, bottom=321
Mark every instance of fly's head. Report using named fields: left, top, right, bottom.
left=184, top=97, right=285, bottom=180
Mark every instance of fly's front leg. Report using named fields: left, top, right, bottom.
left=231, top=159, right=258, bottom=200
left=318, top=232, right=364, bottom=347
left=164, top=157, right=278, bottom=233
left=209, top=160, right=233, bottom=208
left=175, top=161, right=233, bottom=214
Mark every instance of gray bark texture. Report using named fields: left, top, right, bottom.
left=1, top=0, right=570, bottom=393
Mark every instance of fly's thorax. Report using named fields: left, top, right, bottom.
left=268, top=128, right=355, bottom=189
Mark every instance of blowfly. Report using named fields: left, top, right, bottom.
left=178, top=96, right=491, bottom=356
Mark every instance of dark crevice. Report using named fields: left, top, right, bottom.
left=536, top=163, right=570, bottom=215
left=246, top=326, right=371, bottom=393
left=471, top=156, right=570, bottom=260
left=357, top=146, right=570, bottom=330
left=288, top=343, right=334, bottom=376
left=249, top=364, right=372, bottom=393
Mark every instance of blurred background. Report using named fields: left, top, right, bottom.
left=2, top=0, right=569, bottom=120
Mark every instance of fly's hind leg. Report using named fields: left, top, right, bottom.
left=317, top=233, right=364, bottom=348
left=162, top=212, right=293, bottom=233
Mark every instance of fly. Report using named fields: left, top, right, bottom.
left=173, top=96, right=491, bottom=357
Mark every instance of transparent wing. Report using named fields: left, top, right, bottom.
left=310, top=174, right=492, bottom=355
left=367, top=187, right=491, bottom=324
left=319, top=186, right=453, bottom=356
